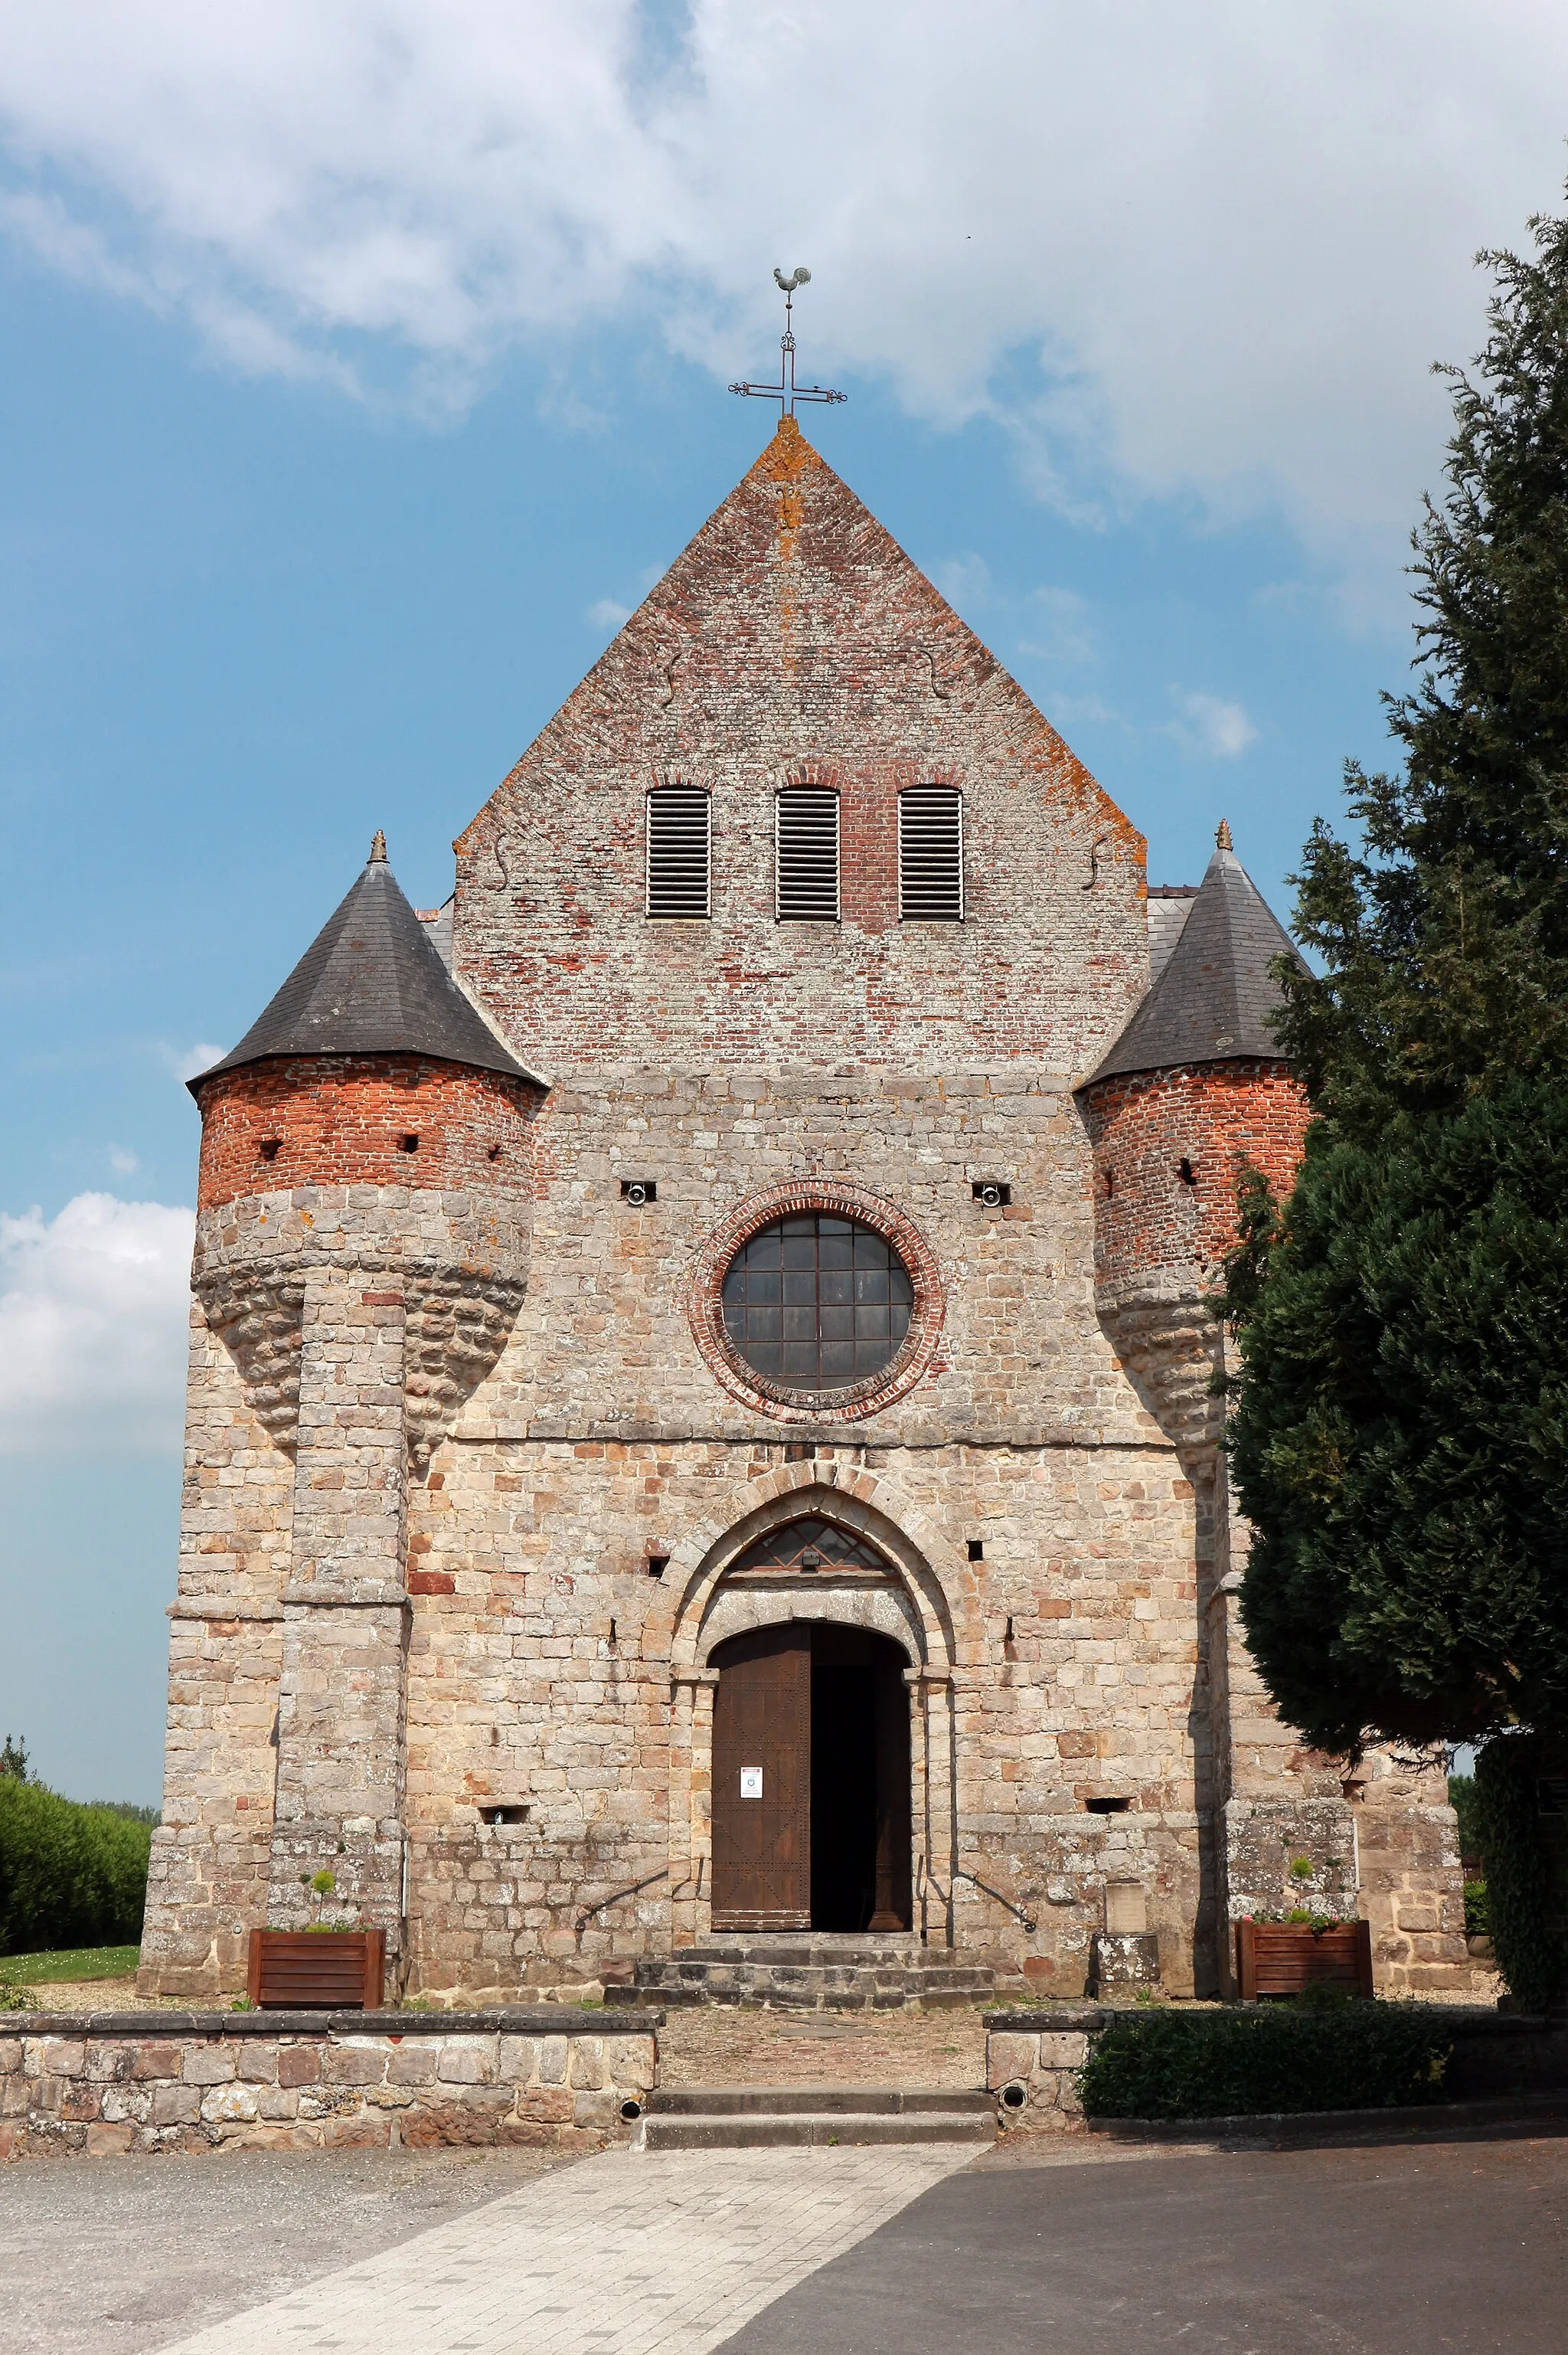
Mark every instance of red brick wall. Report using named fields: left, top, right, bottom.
left=194, top=1055, right=539, bottom=1212
left=1081, top=1061, right=1310, bottom=1284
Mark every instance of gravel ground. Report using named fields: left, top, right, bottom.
left=0, top=2143, right=580, bottom=2355
left=5, top=1978, right=189, bottom=2013
left=657, top=2003, right=989, bottom=2088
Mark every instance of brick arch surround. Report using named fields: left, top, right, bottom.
left=685, top=1180, right=947, bottom=1424
left=659, top=1462, right=966, bottom=1948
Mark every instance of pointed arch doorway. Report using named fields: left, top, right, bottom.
left=707, top=1519, right=913, bottom=1933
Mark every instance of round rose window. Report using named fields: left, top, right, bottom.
left=720, top=1213, right=915, bottom=1392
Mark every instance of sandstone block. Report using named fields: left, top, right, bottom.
left=498, top=2036, right=540, bottom=2083
left=568, top=2037, right=605, bottom=2091
left=611, top=2038, right=656, bottom=2092
left=278, top=2046, right=322, bottom=2088
left=87, top=2124, right=135, bottom=2157
left=436, top=2040, right=497, bottom=2086
left=987, top=2033, right=1038, bottom=2089
left=203, top=2083, right=261, bottom=2124
left=518, top=2086, right=573, bottom=2124
left=1037, top=2033, right=1089, bottom=2068
left=325, top=2046, right=387, bottom=2087
left=182, top=2049, right=236, bottom=2086
left=132, top=2043, right=185, bottom=2081
left=387, top=2046, right=439, bottom=2085
left=152, top=2082, right=202, bottom=2125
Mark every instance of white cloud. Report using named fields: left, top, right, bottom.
left=159, top=1041, right=227, bottom=1083
left=1018, top=586, right=1096, bottom=670
left=107, top=1146, right=139, bottom=1176
left=586, top=595, right=634, bottom=631
left=1168, top=689, right=1259, bottom=759
left=0, top=1194, right=194, bottom=1457
left=2, top=3, right=1566, bottom=579
left=931, top=554, right=995, bottom=617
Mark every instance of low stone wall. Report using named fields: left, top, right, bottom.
left=985, top=2005, right=1568, bottom=2133
left=0, top=2007, right=660, bottom=2160
left=986, top=2007, right=1106, bottom=2130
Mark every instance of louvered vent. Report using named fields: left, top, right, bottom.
left=645, top=788, right=711, bottom=920
left=776, top=789, right=840, bottom=922
left=899, top=787, right=965, bottom=921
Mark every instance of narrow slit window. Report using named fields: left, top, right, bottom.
left=898, top=785, right=965, bottom=921
left=645, top=787, right=711, bottom=920
left=775, top=789, right=840, bottom=922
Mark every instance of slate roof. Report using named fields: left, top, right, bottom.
left=191, top=839, right=535, bottom=1093
left=1085, top=836, right=1305, bottom=1086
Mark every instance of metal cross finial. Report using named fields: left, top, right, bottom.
left=730, top=267, right=847, bottom=417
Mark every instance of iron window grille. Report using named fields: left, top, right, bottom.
left=645, top=787, right=711, bottom=920
left=775, top=788, right=840, bottom=922
left=897, top=785, right=964, bottom=921
left=729, top=1515, right=890, bottom=1575
left=720, top=1212, right=914, bottom=1391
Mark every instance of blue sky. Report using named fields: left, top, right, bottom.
left=2, top=1, right=1565, bottom=1803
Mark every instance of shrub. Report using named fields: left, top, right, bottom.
left=1464, top=1881, right=1490, bottom=1938
left=1449, top=1772, right=1485, bottom=1864
left=1077, top=2004, right=1455, bottom=2121
left=1475, top=1735, right=1565, bottom=2011
left=0, top=1778, right=152, bottom=1955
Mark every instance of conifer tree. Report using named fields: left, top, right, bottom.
left=1223, top=201, right=1568, bottom=1753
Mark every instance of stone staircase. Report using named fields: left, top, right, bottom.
left=634, top=2085, right=998, bottom=2151
left=626, top=1935, right=996, bottom=2013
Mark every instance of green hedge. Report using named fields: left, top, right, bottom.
left=1474, top=1737, right=1565, bottom=2012
left=0, top=1778, right=152, bottom=1956
left=1077, top=2005, right=1455, bottom=2120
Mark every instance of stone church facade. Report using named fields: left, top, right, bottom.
left=139, top=417, right=1468, bottom=2004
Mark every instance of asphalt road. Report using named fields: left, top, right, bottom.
left=718, top=2127, right=1568, bottom=2355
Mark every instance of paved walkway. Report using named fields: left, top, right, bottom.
left=657, top=2003, right=987, bottom=2088
left=153, top=2145, right=974, bottom=2355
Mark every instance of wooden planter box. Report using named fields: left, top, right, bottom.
left=1236, top=1917, right=1374, bottom=2000
left=247, top=1927, right=385, bottom=2010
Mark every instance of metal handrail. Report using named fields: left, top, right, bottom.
left=574, top=1868, right=668, bottom=1933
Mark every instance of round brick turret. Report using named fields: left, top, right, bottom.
left=1077, top=829, right=1309, bottom=1453
left=161, top=836, right=544, bottom=1981
left=185, top=839, right=543, bottom=1464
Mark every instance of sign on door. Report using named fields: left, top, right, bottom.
left=740, top=1766, right=763, bottom=1799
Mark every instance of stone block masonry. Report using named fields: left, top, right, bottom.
left=0, top=2009, right=658, bottom=2160
left=140, top=412, right=1471, bottom=2012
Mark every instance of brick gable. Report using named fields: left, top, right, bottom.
left=453, top=417, right=1147, bottom=1081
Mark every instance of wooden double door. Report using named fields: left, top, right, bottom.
left=710, top=1622, right=912, bottom=1933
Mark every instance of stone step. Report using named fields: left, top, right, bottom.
left=634, top=2085, right=997, bottom=2151
left=647, top=2086, right=992, bottom=2117
left=627, top=1943, right=996, bottom=2013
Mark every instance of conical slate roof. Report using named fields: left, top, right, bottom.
left=191, top=837, right=533, bottom=1093
left=1084, top=830, right=1306, bottom=1085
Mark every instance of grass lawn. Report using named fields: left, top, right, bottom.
left=0, top=1945, right=140, bottom=1984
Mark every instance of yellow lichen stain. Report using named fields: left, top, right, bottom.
left=753, top=414, right=820, bottom=487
